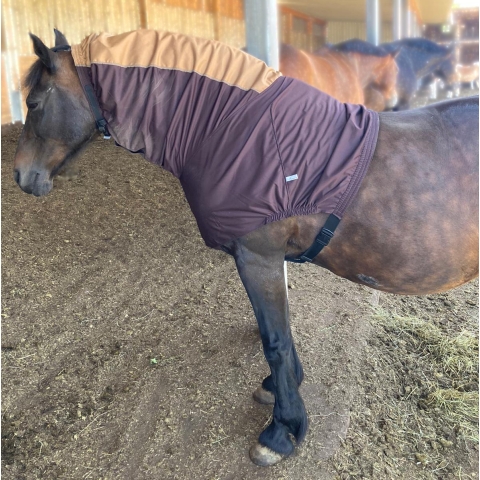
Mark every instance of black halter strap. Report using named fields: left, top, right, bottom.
left=82, top=84, right=111, bottom=139
left=70, top=53, right=111, bottom=140
left=51, top=45, right=72, bottom=52
left=287, top=214, right=340, bottom=263
left=52, top=43, right=111, bottom=139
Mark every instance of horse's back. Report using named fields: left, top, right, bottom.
left=322, top=96, right=479, bottom=294
left=382, top=95, right=478, bottom=159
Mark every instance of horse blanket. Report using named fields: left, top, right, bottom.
left=72, top=30, right=379, bottom=249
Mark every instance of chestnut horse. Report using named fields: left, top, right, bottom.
left=280, top=43, right=398, bottom=111
left=13, top=31, right=479, bottom=467
left=331, top=38, right=399, bottom=111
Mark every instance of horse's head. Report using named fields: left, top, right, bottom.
left=14, top=30, right=96, bottom=196
left=435, top=54, right=456, bottom=87
left=370, top=52, right=399, bottom=110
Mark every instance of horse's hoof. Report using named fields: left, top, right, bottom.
left=252, top=386, right=275, bottom=405
left=249, top=443, right=285, bottom=466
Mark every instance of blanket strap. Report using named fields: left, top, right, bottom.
left=287, top=214, right=340, bottom=264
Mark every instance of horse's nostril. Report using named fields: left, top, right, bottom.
left=13, top=169, right=20, bottom=185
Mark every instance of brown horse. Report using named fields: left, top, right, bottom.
left=280, top=43, right=364, bottom=105
left=335, top=49, right=398, bottom=111
left=13, top=31, right=479, bottom=467
left=280, top=43, right=398, bottom=111
left=330, top=39, right=400, bottom=111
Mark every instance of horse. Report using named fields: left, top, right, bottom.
left=279, top=43, right=364, bottom=105
left=329, top=38, right=399, bottom=111
left=13, top=30, right=479, bottom=467
left=454, top=62, right=480, bottom=93
left=280, top=43, right=398, bottom=111
left=381, top=38, right=455, bottom=110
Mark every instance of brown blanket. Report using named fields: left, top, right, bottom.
left=73, top=30, right=379, bottom=248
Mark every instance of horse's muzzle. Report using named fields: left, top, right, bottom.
left=385, top=91, right=399, bottom=110
left=14, top=167, right=53, bottom=196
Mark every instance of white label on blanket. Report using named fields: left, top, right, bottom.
left=285, top=174, right=298, bottom=182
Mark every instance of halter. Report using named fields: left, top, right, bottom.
left=52, top=43, right=111, bottom=139
left=81, top=83, right=111, bottom=139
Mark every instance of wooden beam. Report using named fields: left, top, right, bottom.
left=279, top=5, right=326, bottom=25
left=138, top=0, right=147, bottom=29
left=213, top=0, right=221, bottom=41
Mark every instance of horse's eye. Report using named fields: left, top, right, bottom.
left=27, top=102, right=38, bottom=110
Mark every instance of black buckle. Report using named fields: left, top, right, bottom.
left=315, top=228, right=334, bottom=247
left=286, top=214, right=340, bottom=264
left=96, top=119, right=111, bottom=139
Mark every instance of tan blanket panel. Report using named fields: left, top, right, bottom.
left=72, top=29, right=281, bottom=93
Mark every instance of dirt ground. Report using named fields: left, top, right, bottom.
left=2, top=90, right=478, bottom=480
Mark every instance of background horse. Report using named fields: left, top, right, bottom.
left=13, top=31, right=479, bottom=467
left=280, top=43, right=398, bottom=111
left=454, top=62, right=480, bottom=94
left=381, top=37, right=455, bottom=110
left=279, top=43, right=364, bottom=105
left=330, top=38, right=399, bottom=111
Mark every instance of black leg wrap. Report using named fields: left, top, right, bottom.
left=258, top=397, right=308, bottom=455
left=259, top=419, right=295, bottom=456
left=262, top=375, right=274, bottom=393
left=261, top=344, right=304, bottom=394
left=291, top=344, right=304, bottom=385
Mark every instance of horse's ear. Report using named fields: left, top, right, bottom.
left=54, top=29, right=69, bottom=47
left=29, top=33, right=55, bottom=70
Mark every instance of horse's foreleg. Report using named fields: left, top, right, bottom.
left=232, top=241, right=307, bottom=466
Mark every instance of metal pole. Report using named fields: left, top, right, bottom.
left=244, top=0, right=286, bottom=292
left=407, top=8, right=413, bottom=37
left=243, top=0, right=279, bottom=70
left=393, top=0, right=402, bottom=40
left=402, top=0, right=409, bottom=37
left=366, top=0, right=381, bottom=46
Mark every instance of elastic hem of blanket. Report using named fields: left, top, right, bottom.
left=286, top=214, right=340, bottom=264
left=334, top=110, right=379, bottom=217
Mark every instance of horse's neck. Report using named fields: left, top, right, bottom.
left=343, top=54, right=383, bottom=87
left=409, top=51, right=441, bottom=75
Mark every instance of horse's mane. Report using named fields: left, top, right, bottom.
left=23, top=59, right=46, bottom=93
left=332, top=39, right=389, bottom=57
left=389, top=38, right=450, bottom=55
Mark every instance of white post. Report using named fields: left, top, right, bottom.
left=244, top=0, right=287, bottom=293
left=393, top=0, right=403, bottom=40
left=366, top=0, right=381, bottom=45
left=243, top=0, right=280, bottom=70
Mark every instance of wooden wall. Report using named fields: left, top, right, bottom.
left=2, top=0, right=375, bottom=125
left=1, top=0, right=246, bottom=124
left=326, top=21, right=393, bottom=45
